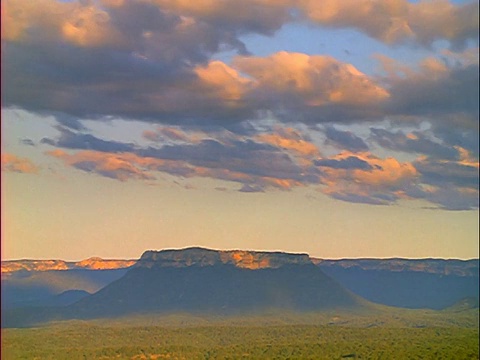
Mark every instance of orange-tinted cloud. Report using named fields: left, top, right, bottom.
left=1, top=153, right=39, bottom=174
left=316, top=151, right=418, bottom=205
left=298, top=0, right=478, bottom=46
left=321, top=152, right=417, bottom=187
left=194, top=61, right=252, bottom=104
left=47, top=150, right=155, bottom=181
left=255, top=128, right=319, bottom=156
left=233, top=52, right=389, bottom=107
left=2, top=0, right=124, bottom=48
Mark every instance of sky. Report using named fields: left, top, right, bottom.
left=1, top=0, right=479, bottom=261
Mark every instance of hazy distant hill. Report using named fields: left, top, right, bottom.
left=314, top=258, right=479, bottom=310
left=1, top=269, right=129, bottom=309
left=1, top=257, right=135, bottom=310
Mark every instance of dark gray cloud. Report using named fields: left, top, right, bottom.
left=140, top=139, right=315, bottom=182
left=404, top=185, right=479, bottom=211
left=239, top=184, right=265, bottom=193
left=424, top=188, right=479, bottom=211
left=41, top=126, right=136, bottom=153
left=430, top=119, right=479, bottom=158
left=414, top=159, right=479, bottom=190
left=370, top=128, right=460, bottom=160
left=20, top=138, right=35, bottom=146
left=329, top=192, right=393, bottom=206
left=54, top=114, right=88, bottom=131
left=314, top=156, right=374, bottom=170
left=386, top=64, right=479, bottom=118
left=324, top=127, right=369, bottom=152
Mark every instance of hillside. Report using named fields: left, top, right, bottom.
left=314, top=258, right=479, bottom=309
left=2, top=248, right=367, bottom=327
left=1, top=269, right=129, bottom=309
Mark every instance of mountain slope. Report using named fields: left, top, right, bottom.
left=2, top=248, right=367, bottom=327
left=315, top=259, right=479, bottom=309
left=1, top=269, right=129, bottom=309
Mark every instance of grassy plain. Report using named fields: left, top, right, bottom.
left=2, top=308, right=478, bottom=359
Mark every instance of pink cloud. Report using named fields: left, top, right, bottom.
left=1, top=153, right=39, bottom=174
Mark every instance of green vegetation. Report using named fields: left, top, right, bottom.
left=2, top=310, right=478, bottom=359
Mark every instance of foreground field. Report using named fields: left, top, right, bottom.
left=2, top=310, right=479, bottom=359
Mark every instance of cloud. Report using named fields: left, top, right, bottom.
left=1, top=153, right=39, bottom=174
left=194, top=60, right=252, bottom=104
left=1, top=0, right=478, bottom=213
left=139, top=138, right=315, bottom=184
left=333, top=152, right=417, bottom=188
left=47, top=149, right=156, bottom=181
left=424, top=187, right=479, bottom=211
left=239, top=184, right=265, bottom=193
left=324, top=126, right=369, bottom=152
left=4, top=0, right=476, bottom=50
left=234, top=51, right=389, bottom=106
left=43, top=125, right=321, bottom=190
left=404, top=184, right=479, bottom=211
left=41, top=126, right=136, bottom=153
left=255, top=127, right=319, bottom=156
left=370, top=128, right=460, bottom=160
left=317, top=152, right=418, bottom=205
left=5, top=0, right=400, bottom=126
left=20, top=139, right=35, bottom=146
left=377, top=55, right=479, bottom=121
left=414, top=158, right=479, bottom=190
left=2, top=0, right=477, bottom=129
left=41, top=123, right=478, bottom=210
left=2, top=0, right=258, bottom=122
left=299, top=0, right=479, bottom=47
left=315, top=156, right=374, bottom=170
left=328, top=192, right=394, bottom=206
left=428, top=116, right=479, bottom=158
left=54, top=114, right=87, bottom=131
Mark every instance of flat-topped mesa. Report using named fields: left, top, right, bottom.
left=136, top=247, right=312, bottom=269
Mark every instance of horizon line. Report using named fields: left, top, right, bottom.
left=2, top=245, right=479, bottom=263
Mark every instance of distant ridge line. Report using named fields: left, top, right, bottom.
left=2, top=247, right=478, bottom=275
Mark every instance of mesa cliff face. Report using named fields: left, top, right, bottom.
left=136, top=247, right=312, bottom=269
left=1, top=260, right=70, bottom=274
left=312, top=258, right=479, bottom=277
left=1, top=258, right=136, bottom=274
left=73, top=258, right=137, bottom=270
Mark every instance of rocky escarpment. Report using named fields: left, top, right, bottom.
left=1, top=258, right=136, bottom=274
left=312, top=258, right=479, bottom=277
left=313, top=258, right=479, bottom=310
left=136, top=247, right=312, bottom=269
